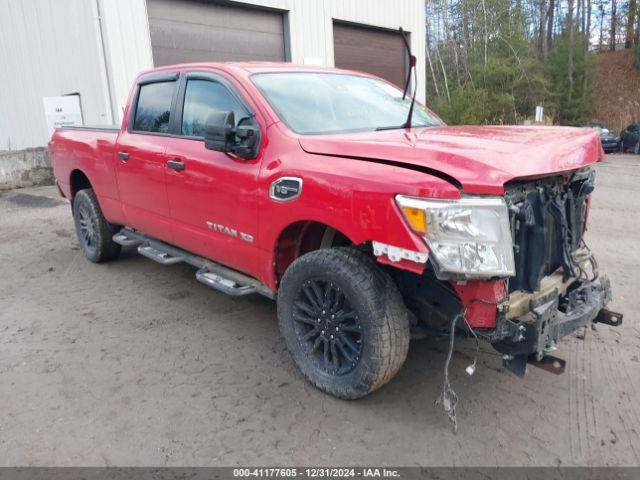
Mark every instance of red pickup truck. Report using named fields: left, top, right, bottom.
left=50, top=62, right=621, bottom=403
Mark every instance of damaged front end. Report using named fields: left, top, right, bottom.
left=397, top=167, right=622, bottom=376
left=491, top=274, right=618, bottom=376
left=392, top=167, right=623, bottom=431
left=489, top=168, right=623, bottom=375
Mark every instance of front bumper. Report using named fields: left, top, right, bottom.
left=491, top=276, right=622, bottom=372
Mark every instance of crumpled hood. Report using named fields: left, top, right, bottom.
left=299, top=125, right=604, bottom=195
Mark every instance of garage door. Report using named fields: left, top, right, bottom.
left=147, top=0, right=286, bottom=66
left=333, top=21, right=407, bottom=88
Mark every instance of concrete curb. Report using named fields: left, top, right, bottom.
left=0, top=147, right=54, bottom=190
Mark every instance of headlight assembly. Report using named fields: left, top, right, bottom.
left=396, top=195, right=515, bottom=278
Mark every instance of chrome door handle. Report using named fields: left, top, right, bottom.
left=167, top=159, right=185, bottom=171
left=117, top=151, right=129, bottom=161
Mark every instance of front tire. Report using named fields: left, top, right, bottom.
left=73, top=189, right=121, bottom=263
left=277, top=248, right=410, bottom=399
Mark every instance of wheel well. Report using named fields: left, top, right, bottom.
left=70, top=170, right=92, bottom=198
left=274, top=222, right=353, bottom=285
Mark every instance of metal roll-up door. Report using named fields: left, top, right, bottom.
left=147, top=0, right=286, bottom=66
left=333, top=21, right=407, bottom=88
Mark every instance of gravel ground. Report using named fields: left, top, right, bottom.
left=0, top=153, right=638, bottom=467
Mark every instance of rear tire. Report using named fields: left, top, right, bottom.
left=72, top=189, right=121, bottom=263
left=277, top=248, right=410, bottom=399
left=634, top=142, right=640, bottom=155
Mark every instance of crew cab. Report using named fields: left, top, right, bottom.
left=49, top=62, right=622, bottom=404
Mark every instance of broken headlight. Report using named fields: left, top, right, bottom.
left=395, top=195, right=515, bottom=278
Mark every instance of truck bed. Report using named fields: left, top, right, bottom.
left=48, top=125, right=122, bottom=224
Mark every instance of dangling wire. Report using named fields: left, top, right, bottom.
left=435, top=313, right=463, bottom=433
left=580, top=239, right=599, bottom=280
left=462, top=315, right=480, bottom=377
left=434, top=304, right=486, bottom=433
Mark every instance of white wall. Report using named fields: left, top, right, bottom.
left=102, top=0, right=427, bottom=119
left=0, top=0, right=425, bottom=150
left=98, top=0, right=153, bottom=124
left=233, top=0, right=427, bottom=102
left=0, top=0, right=112, bottom=150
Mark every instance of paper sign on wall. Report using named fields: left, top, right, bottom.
left=42, top=95, right=84, bottom=137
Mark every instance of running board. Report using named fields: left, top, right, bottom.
left=138, top=244, right=184, bottom=265
left=196, top=269, right=256, bottom=296
left=113, top=232, right=142, bottom=247
left=112, top=228, right=275, bottom=299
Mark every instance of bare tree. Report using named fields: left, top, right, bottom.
left=583, top=0, right=592, bottom=92
left=626, top=0, right=637, bottom=48
left=425, top=9, right=440, bottom=99
left=577, top=0, right=582, bottom=38
left=637, top=2, right=640, bottom=44
left=546, top=0, right=556, bottom=54
left=481, top=0, right=489, bottom=72
left=580, top=0, right=586, bottom=43
left=610, top=0, right=618, bottom=51
left=539, top=0, right=547, bottom=59
left=598, top=0, right=605, bottom=49
left=568, top=0, right=575, bottom=103
left=584, top=0, right=592, bottom=54
left=435, top=44, right=451, bottom=102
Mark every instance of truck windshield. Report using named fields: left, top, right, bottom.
left=252, top=72, right=442, bottom=135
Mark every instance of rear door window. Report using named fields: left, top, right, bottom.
left=133, top=81, right=177, bottom=133
left=181, top=79, right=246, bottom=138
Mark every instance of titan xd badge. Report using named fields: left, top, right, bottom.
left=206, top=222, right=254, bottom=244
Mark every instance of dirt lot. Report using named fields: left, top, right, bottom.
left=0, top=153, right=639, bottom=467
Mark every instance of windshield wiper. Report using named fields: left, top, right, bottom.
left=375, top=125, right=405, bottom=131
left=399, top=27, right=417, bottom=129
left=373, top=28, right=417, bottom=132
left=375, top=123, right=432, bottom=131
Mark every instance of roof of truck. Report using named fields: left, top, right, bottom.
left=142, top=61, right=366, bottom=77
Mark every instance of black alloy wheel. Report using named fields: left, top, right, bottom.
left=292, top=279, right=363, bottom=376
left=277, top=247, right=410, bottom=399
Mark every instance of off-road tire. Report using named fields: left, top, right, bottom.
left=277, top=247, right=410, bottom=399
left=72, top=189, right=121, bottom=263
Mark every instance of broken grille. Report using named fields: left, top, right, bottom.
left=504, top=168, right=595, bottom=293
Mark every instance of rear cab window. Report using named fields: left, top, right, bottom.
left=132, top=81, right=177, bottom=133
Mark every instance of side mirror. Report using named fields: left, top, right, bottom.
left=204, top=111, right=235, bottom=152
left=204, top=110, right=260, bottom=159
